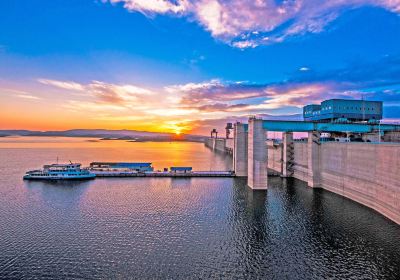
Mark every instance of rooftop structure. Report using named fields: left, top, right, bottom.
left=303, top=99, right=382, bottom=122
left=43, top=163, right=81, bottom=171
left=170, top=167, right=193, bottom=173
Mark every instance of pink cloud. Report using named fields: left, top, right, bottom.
left=106, top=0, right=189, bottom=14
left=167, top=79, right=334, bottom=113
left=38, top=79, right=154, bottom=105
left=104, top=0, right=400, bottom=48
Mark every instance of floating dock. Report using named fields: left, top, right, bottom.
left=93, top=171, right=235, bottom=178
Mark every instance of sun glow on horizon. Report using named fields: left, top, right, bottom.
left=159, top=121, right=191, bottom=136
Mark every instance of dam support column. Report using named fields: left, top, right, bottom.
left=248, top=118, right=268, bottom=190
left=307, top=131, right=321, bottom=188
left=282, top=132, right=294, bottom=177
left=233, top=123, right=248, bottom=176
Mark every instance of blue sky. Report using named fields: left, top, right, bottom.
left=0, top=0, right=400, bottom=134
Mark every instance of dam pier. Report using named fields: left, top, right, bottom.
left=205, top=99, right=400, bottom=224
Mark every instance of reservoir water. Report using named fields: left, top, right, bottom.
left=0, top=137, right=399, bottom=279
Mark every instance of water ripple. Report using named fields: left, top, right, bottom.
left=0, top=144, right=399, bottom=279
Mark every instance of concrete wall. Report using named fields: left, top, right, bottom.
left=204, top=138, right=226, bottom=153
left=215, top=139, right=226, bottom=152
left=267, top=142, right=282, bottom=174
left=289, top=142, right=400, bottom=224
left=292, top=143, right=308, bottom=182
left=226, top=138, right=234, bottom=150
left=318, top=143, right=400, bottom=224
left=268, top=140, right=400, bottom=224
left=205, top=138, right=213, bottom=149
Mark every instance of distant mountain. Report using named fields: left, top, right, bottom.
left=0, top=129, right=206, bottom=142
left=0, top=130, right=36, bottom=136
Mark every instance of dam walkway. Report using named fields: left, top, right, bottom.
left=94, top=171, right=235, bottom=178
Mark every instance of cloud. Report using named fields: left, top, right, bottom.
left=38, top=79, right=153, bottom=105
left=37, top=78, right=200, bottom=127
left=16, top=94, right=41, bottom=100
left=166, top=79, right=269, bottom=105
left=86, top=81, right=153, bottom=104
left=166, top=55, right=400, bottom=114
left=37, top=55, right=400, bottom=117
left=1, top=87, right=41, bottom=100
left=38, top=79, right=85, bottom=91
left=196, top=103, right=249, bottom=112
left=167, top=79, right=332, bottom=112
left=107, top=0, right=188, bottom=14
left=104, top=0, right=400, bottom=48
left=232, top=40, right=258, bottom=49
left=33, top=54, right=400, bottom=134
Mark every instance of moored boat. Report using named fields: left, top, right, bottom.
left=23, top=162, right=96, bottom=180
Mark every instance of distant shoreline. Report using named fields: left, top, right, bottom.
left=0, top=129, right=206, bottom=143
left=0, top=134, right=205, bottom=143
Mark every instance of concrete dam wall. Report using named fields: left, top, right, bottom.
left=320, top=143, right=399, bottom=224
left=290, top=142, right=400, bottom=224
left=205, top=138, right=229, bottom=153
left=207, top=136, right=400, bottom=224
left=267, top=141, right=282, bottom=174
left=292, top=143, right=309, bottom=182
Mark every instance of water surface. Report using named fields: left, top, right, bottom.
left=0, top=137, right=399, bottom=279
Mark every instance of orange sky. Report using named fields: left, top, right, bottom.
left=0, top=81, right=232, bottom=135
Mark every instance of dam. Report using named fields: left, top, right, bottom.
left=205, top=99, right=400, bottom=224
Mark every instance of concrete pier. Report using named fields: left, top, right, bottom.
left=233, top=123, right=248, bottom=176
left=282, top=132, right=294, bottom=177
left=307, top=131, right=321, bottom=188
left=247, top=118, right=268, bottom=190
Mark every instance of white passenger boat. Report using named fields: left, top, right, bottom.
left=23, top=162, right=96, bottom=180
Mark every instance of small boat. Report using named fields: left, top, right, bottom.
left=23, top=162, right=96, bottom=180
